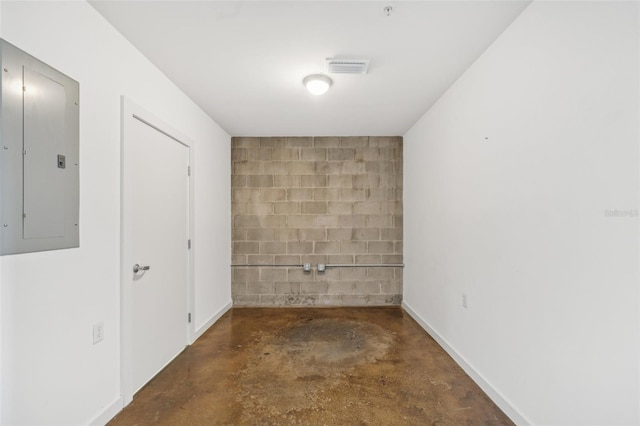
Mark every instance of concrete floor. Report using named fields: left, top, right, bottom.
left=109, top=307, right=513, bottom=425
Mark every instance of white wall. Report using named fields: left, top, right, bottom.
left=0, top=2, right=231, bottom=425
left=403, top=1, right=639, bottom=425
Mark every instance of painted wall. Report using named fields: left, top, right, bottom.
left=403, top=1, right=639, bottom=425
left=0, top=1, right=231, bottom=425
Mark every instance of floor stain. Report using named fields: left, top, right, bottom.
left=108, top=307, right=513, bottom=425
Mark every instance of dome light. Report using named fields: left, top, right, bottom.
left=303, top=74, right=332, bottom=95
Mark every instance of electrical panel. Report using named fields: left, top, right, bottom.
left=1, top=39, right=79, bottom=255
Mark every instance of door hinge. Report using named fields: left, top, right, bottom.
left=187, top=166, right=191, bottom=176
left=188, top=239, right=191, bottom=249
left=188, top=313, right=192, bottom=323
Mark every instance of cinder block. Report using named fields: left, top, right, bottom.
left=247, top=148, right=272, bottom=161
left=232, top=295, right=260, bottom=306
left=327, top=228, right=352, bottom=241
left=340, top=188, right=366, bottom=201
left=328, top=255, right=353, bottom=264
left=301, top=175, right=327, bottom=187
left=233, top=268, right=259, bottom=282
left=273, top=229, right=300, bottom=241
left=366, top=267, right=394, bottom=280
left=341, top=241, right=366, bottom=254
left=233, top=241, right=259, bottom=254
left=381, top=255, right=403, bottom=264
left=300, top=282, right=329, bottom=294
left=231, top=281, right=247, bottom=295
left=341, top=162, right=366, bottom=174
left=248, top=255, right=275, bottom=265
left=232, top=137, right=260, bottom=148
left=231, top=229, right=247, bottom=241
left=231, top=255, right=247, bottom=265
left=275, top=255, right=301, bottom=265
left=368, top=241, right=394, bottom=254
left=314, top=241, right=340, bottom=254
left=352, top=228, right=380, bottom=241
left=287, top=188, right=313, bottom=201
left=314, top=267, right=339, bottom=281
left=393, top=215, right=403, bottom=228
left=328, top=175, right=352, bottom=188
left=246, top=228, right=274, bottom=241
left=355, top=148, right=380, bottom=162
left=232, top=188, right=260, bottom=202
left=260, top=241, right=286, bottom=254
left=366, top=215, right=393, bottom=228
left=356, top=255, right=381, bottom=264
left=313, top=161, right=342, bottom=175
left=327, top=281, right=355, bottom=295
left=246, top=281, right=273, bottom=295
left=328, top=148, right=354, bottom=161
left=340, top=268, right=367, bottom=280
left=368, top=136, right=396, bottom=148
left=314, top=188, right=340, bottom=201
left=260, top=268, right=287, bottom=281
left=339, top=215, right=366, bottom=228
left=314, top=215, right=340, bottom=227
left=354, top=281, right=381, bottom=293
left=302, top=254, right=328, bottom=265
left=247, top=175, right=274, bottom=188
left=353, top=201, right=381, bottom=215
left=231, top=175, right=246, bottom=188
left=246, top=202, right=274, bottom=215
left=289, top=269, right=316, bottom=282
left=274, top=282, right=301, bottom=294
left=381, top=228, right=403, bottom=240
left=260, top=137, right=287, bottom=148
left=340, top=136, right=368, bottom=148
left=381, top=281, right=403, bottom=294
left=234, top=161, right=263, bottom=175
left=231, top=202, right=246, bottom=215
left=274, top=202, right=300, bottom=215
left=328, top=202, right=352, bottom=215
left=299, top=228, right=326, bottom=241
left=340, top=294, right=369, bottom=306
left=301, top=148, right=326, bottom=161
left=353, top=175, right=380, bottom=189
left=313, top=137, right=340, bottom=148
left=258, top=215, right=287, bottom=228
left=395, top=241, right=403, bottom=254
left=287, top=215, right=315, bottom=228
left=302, top=202, right=327, bottom=214
left=288, top=162, right=315, bottom=175
left=287, top=241, right=313, bottom=254
left=274, top=175, right=300, bottom=188
left=272, top=148, right=299, bottom=161
left=258, top=189, right=286, bottom=202
left=287, top=137, right=313, bottom=147
left=263, top=161, right=289, bottom=175
left=231, top=148, right=246, bottom=162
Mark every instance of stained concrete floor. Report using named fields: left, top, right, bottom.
left=109, top=307, right=513, bottom=425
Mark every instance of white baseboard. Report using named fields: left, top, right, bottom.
left=193, top=301, right=232, bottom=342
left=88, top=395, right=123, bottom=426
left=401, top=301, right=530, bottom=426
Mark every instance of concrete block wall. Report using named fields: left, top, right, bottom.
left=231, top=136, right=403, bottom=306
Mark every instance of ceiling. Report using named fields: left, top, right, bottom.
left=89, top=1, right=530, bottom=137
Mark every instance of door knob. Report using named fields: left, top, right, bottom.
left=133, top=264, right=150, bottom=273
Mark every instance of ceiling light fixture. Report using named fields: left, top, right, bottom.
left=303, top=74, right=332, bottom=95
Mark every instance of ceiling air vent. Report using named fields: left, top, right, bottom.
left=325, top=58, right=370, bottom=75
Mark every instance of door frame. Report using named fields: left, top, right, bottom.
left=120, top=96, right=195, bottom=406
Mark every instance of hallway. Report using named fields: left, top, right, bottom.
left=109, top=307, right=512, bottom=425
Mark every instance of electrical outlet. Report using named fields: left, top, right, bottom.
left=93, top=322, right=104, bottom=345
left=462, top=294, right=468, bottom=309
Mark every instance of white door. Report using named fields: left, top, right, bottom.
left=122, top=104, right=190, bottom=397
